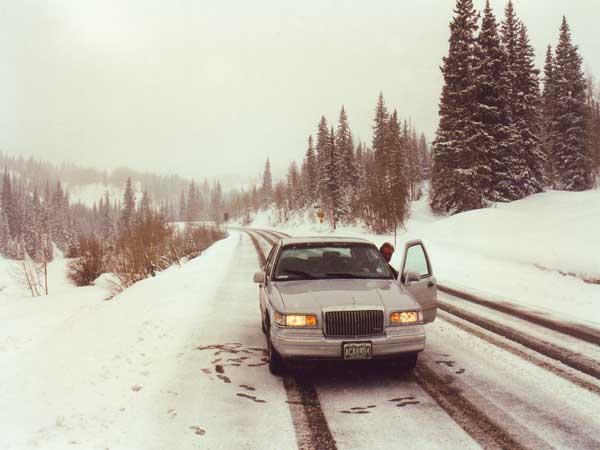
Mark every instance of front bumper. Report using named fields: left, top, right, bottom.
left=270, top=325, right=426, bottom=360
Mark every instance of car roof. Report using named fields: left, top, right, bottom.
left=278, top=236, right=374, bottom=246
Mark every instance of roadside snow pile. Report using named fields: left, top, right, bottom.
left=249, top=189, right=600, bottom=326
left=0, top=234, right=238, bottom=450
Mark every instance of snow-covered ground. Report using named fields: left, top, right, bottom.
left=2, top=230, right=599, bottom=449
left=0, top=233, right=299, bottom=449
left=245, top=189, right=600, bottom=327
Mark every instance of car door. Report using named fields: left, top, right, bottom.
left=399, top=239, right=437, bottom=324
left=260, top=244, right=278, bottom=321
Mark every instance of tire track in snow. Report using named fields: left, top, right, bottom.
left=438, top=311, right=600, bottom=396
left=244, top=229, right=337, bottom=450
left=256, top=228, right=563, bottom=448
left=438, top=298, right=600, bottom=381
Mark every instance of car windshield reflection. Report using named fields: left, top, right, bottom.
left=273, top=243, right=393, bottom=281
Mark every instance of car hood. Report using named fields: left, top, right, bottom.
left=272, top=278, right=419, bottom=313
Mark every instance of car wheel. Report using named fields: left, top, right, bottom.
left=266, top=325, right=285, bottom=376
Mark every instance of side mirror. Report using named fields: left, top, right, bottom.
left=253, top=271, right=266, bottom=284
left=404, top=271, right=420, bottom=284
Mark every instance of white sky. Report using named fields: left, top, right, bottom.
left=1, top=0, right=599, bottom=184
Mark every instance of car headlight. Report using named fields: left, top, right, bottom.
left=390, top=311, right=422, bottom=325
left=274, top=313, right=317, bottom=327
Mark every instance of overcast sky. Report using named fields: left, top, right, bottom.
left=1, top=0, right=599, bottom=185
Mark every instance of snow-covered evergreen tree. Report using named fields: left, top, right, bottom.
left=541, top=45, right=557, bottom=185
left=514, top=24, right=546, bottom=194
left=301, top=135, right=319, bottom=207
left=430, top=0, right=485, bottom=214
left=286, top=162, right=301, bottom=211
left=585, top=78, right=600, bottom=182
left=0, top=212, right=9, bottom=256
left=549, top=17, right=592, bottom=190
left=388, top=111, right=409, bottom=227
left=120, top=177, right=136, bottom=230
left=179, top=190, right=187, bottom=222
left=315, top=116, right=330, bottom=205
left=335, top=106, right=356, bottom=220
left=474, top=0, right=520, bottom=202
left=372, top=93, right=391, bottom=230
left=324, top=127, right=343, bottom=229
left=261, top=159, right=273, bottom=206
left=139, top=191, right=152, bottom=220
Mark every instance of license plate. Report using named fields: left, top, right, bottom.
left=343, top=342, right=372, bottom=360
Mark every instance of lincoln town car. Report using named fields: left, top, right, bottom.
left=253, top=237, right=437, bottom=374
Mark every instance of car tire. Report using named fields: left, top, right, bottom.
left=261, top=312, right=267, bottom=335
left=266, top=324, right=285, bottom=376
left=398, top=353, right=418, bottom=371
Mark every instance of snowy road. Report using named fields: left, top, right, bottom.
left=2, top=229, right=600, bottom=449
left=250, top=229, right=600, bottom=450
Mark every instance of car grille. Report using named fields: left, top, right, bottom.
left=324, top=310, right=384, bottom=337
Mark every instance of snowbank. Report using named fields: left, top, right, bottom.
left=0, top=235, right=239, bottom=449
left=247, top=189, right=600, bottom=326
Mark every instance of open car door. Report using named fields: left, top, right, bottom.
left=399, top=240, right=437, bottom=324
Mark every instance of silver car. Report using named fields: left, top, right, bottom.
left=253, top=237, right=437, bottom=374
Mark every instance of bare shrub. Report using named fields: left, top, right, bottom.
left=67, top=234, right=106, bottom=286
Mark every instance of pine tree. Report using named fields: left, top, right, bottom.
left=550, top=17, right=592, bottom=190
left=514, top=24, right=546, bottom=193
left=100, top=192, right=114, bottom=243
left=388, top=111, right=409, bottom=228
left=120, top=177, right=136, bottom=230
left=51, top=181, right=67, bottom=249
left=315, top=116, right=330, bottom=205
left=139, top=191, right=152, bottom=220
left=2, top=169, right=18, bottom=238
left=210, top=181, right=223, bottom=221
left=335, top=106, right=356, bottom=219
left=286, top=162, right=301, bottom=211
left=585, top=78, right=600, bottom=181
left=261, top=158, right=273, bottom=206
left=474, top=0, right=520, bottom=202
left=430, top=0, right=485, bottom=214
left=418, top=134, right=432, bottom=181
left=301, top=135, right=318, bottom=207
left=324, top=127, right=343, bottom=229
left=542, top=45, right=557, bottom=185
left=501, top=3, right=545, bottom=195
left=179, top=189, right=187, bottom=222
left=0, top=212, right=9, bottom=256
left=372, top=93, right=392, bottom=231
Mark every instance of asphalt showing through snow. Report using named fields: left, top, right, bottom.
left=250, top=227, right=600, bottom=449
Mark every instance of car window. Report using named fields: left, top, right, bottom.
left=404, top=244, right=430, bottom=278
left=273, top=243, right=392, bottom=281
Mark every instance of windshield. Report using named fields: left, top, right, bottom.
left=273, top=243, right=393, bottom=281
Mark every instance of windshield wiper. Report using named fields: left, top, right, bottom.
left=324, top=272, right=391, bottom=279
left=324, top=272, right=365, bottom=279
left=278, top=269, right=316, bottom=279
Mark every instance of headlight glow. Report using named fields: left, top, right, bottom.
left=285, top=314, right=317, bottom=327
left=273, top=313, right=317, bottom=327
left=390, top=311, right=421, bottom=325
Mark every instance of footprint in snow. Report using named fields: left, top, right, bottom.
left=190, top=426, right=206, bottom=436
left=396, top=401, right=420, bottom=407
left=236, top=393, right=266, bottom=403
left=217, top=374, right=231, bottom=384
